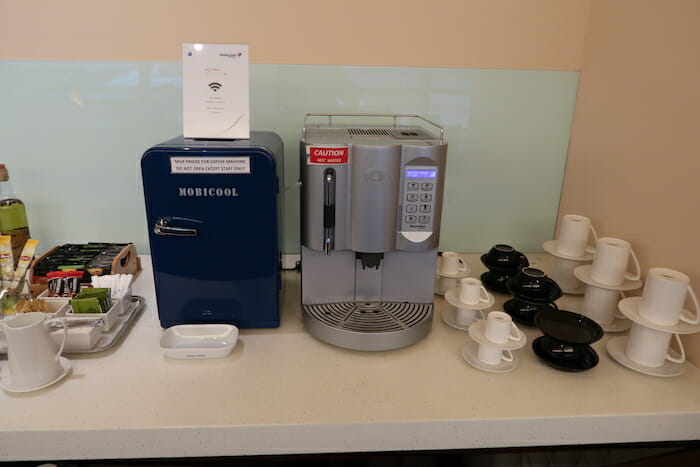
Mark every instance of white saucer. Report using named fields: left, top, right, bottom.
left=543, top=240, right=595, bottom=261
left=442, top=309, right=484, bottom=331
left=444, top=287, right=495, bottom=311
left=0, top=357, right=72, bottom=393
left=606, top=336, right=685, bottom=377
left=574, top=265, right=643, bottom=291
left=435, top=269, right=471, bottom=279
left=618, top=297, right=700, bottom=334
left=462, top=339, right=519, bottom=373
left=468, top=319, right=527, bottom=351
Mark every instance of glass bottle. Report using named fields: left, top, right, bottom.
left=0, top=164, right=30, bottom=266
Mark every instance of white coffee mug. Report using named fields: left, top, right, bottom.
left=484, top=311, right=523, bottom=344
left=440, top=252, right=469, bottom=275
left=477, top=343, right=514, bottom=365
left=459, top=278, right=490, bottom=306
left=625, top=323, right=684, bottom=368
left=455, top=308, right=485, bottom=325
left=557, top=214, right=598, bottom=258
left=590, top=238, right=641, bottom=286
left=580, top=285, right=624, bottom=325
left=550, top=257, right=587, bottom=291
left=639, top=268, right=699, bottom=326
left=1, top=312, right=68, bottom=390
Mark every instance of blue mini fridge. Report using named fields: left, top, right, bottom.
left=141, top=132, right=283, bottom=328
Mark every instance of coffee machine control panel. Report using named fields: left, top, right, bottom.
left=400, top=165, right=439, bottom=243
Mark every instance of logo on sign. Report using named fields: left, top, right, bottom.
left=178, top=187, right=239, bottom=197
left=309, top=147, right=349, bottom=164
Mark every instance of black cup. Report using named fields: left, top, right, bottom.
left=481, top=244, right=529, bottom=272
left=507, top=267, right=562, bottom=302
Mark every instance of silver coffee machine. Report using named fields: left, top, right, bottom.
left=300, top=114, right=448, bottom=350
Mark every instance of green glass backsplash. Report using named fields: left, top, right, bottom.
left=0, top=61, right=578, bottom=256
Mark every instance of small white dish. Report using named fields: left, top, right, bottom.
left=461, top=339, right=519, bottom=373
left=160, top=324, right=239, bottom=359
left=468, top=319, right=527, bottom=351
left=444, top=287, right=495, bottom=311
left=543, top=240, right=595, bottom=261
left=574, top=265, right=643, bottom=292
left=606, top=336, right=685, bottom=377
left=442, top=309, right=484, bottom=331
left=618, top=297, right=700, bottom=334
left=0, top=356, right=72, bottom=393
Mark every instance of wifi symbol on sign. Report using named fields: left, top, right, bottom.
left=208, top=82, right=222, bottom=92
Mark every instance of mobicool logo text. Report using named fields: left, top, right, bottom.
left=178, top=187, right=239, bottom=197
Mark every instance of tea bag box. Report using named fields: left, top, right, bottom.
left=141, top=133, right=283, bottom=328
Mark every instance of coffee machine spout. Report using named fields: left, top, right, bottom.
left=356, top=252, right=383, bottom=269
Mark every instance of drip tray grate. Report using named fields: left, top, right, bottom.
left=304, top=302, right=432, bottom=333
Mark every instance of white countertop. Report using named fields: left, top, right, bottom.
left=1, top=254, right=700, bottom=461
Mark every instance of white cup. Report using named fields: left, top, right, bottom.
left=435, top=276, right=460, bottom=295
left=550, top=257, right=587, bottom=291
left=484, top=311, right=523, bottom=344
left=590, top=238, right=641, bottom=286
left=625, top=323, right=685, bottom=368
left=1, top=312, right=68, bottom=390
left=440, top=252, right=469, bottom=275
left=459, top=277, right=490, bottom=306
left=455, top=308, right=485, bottom=325
left=580, top=285, right=623, bottom=325
left=556, top=214, right=598, bottom=257
left=639, top=268, right=699, bottom=326
left=477, top=343, right=514, bottom=365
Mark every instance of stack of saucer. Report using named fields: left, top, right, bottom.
left=443, top=277, right=495, bottom=330
left=574, top=237, right=643, bottom=332
left=608, top=268, right=700, bottom=377
left=435, top=251, right=471, bottom=296
left=543, top=214, right=598, bottom=295
left=479, top=244, right=529, bottom=295
left=532, top=309, right=603, bottom=372
left=503, top=268, right=562, bottom=326
left=463, top=311, right=527, bottom=373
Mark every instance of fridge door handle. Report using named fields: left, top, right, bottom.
left=154, top=218, right=199, bottom=237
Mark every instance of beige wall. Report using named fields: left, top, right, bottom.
left=560, top=0, right=700, bottom=364
left=0, top=0, right=590, bottom=69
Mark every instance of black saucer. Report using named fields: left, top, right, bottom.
left=535, top=309, right=603, bottom=345
left=503, top=298, right=558, bottom=327
left=506, top=277, right=563, bottom=303
left=480, top=253, right=529, bottom=274
left=480, top=271, right=511, bottom=295
left=532, top=336, right=599, bottom=372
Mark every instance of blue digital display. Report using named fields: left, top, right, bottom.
left=406, top=169, right=436, bottom=179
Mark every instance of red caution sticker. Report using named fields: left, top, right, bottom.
left=308, top=147, right=349, bottom=164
